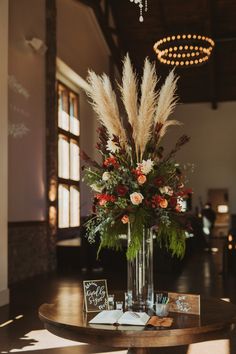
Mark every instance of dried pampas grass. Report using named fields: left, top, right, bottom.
left=84, top=55, right=181, bottom=162
left=120, top=54, right=139, bottom=142
left=86, top=71, right=127, bottom=145
left=137, top=58, right=158, bottom=160
left=154, top=69, right=180, bottom=136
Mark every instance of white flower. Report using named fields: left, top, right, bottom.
left=159, top=186, right=174, bottom=196
left=102, top=172, right=110, bottom=181
left=130, top=192, right=144, bottom=205
left=138, top=159, right=154, bottom=175
left=106, top=139, right=120, bottom=153
left=91, top=184, right=104, bottom=193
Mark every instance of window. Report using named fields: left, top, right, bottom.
left=57, top=82, right=80, bottom=231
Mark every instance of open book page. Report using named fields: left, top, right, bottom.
left=89, top=310, right=123, bottom=324
left=117, top=311, right=150, bottom=326
left=89, top=310, right=150, bottom=326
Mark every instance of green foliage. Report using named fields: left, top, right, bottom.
left=126, top=208, right=149, bottom=260
left=156, top=221, right=186, bottom=259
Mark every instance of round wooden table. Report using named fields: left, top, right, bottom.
left=39, top=297, right=236, bottom=354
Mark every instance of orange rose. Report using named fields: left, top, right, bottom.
left=159, top=198, right=168, bottom=208
left=130, top=192, right=144, bottom=205
left=137, top=174, right=147, bottom=185
left=121, top=215, right=129, bottom=224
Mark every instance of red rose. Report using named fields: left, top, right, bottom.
left=116, top=185, right=128, bottom=196
left=154, top=177, right=164, bottom=187
left=169, top=197, right=177, bottom=208
left=132, top=168, right=142, bottom=176
left=103, top=156, right=119, bottom=168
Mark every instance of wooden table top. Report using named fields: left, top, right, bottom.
left=39, top=296, right=236, bottom=350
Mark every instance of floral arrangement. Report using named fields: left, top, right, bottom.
left=82, top=55, right=192, bottom=260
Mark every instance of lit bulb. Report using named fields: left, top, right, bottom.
left=172, top=36, right=176, bottom=40
left=167, top=37, right=171, bottom=41
left=171, top=61, right=175, bottom=65
left=179, top=45, right=183, bottom=50
left=184, top=45, right=188, bottom=50
left=228, top=235, right=233, bottom=242
left=187, top=34, right=191, bottom=39
left=177, top=35, right=181, bottom=39
left=139, top=15, right=144, bottom=22
left=176, top=61, right=180, bottom=65
left=174, top=46, right=178, bottom=51
left=182, top=34, right=186, bottom=39
left=228, top=244, right=233, bottom=250
left=180, top=61, right=184, bottom=65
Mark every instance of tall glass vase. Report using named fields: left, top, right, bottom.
left=127, top=224, right=154, bottom=310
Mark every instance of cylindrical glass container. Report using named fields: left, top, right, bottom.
left=127, top=224, right=154, bottom=310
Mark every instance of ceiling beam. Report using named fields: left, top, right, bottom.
left=78, top=0, right=123, bottom=73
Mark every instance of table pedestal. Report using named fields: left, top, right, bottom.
left=127, top=349, right=149, bottom=354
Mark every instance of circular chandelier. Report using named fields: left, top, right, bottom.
left=153, top=34, right=215, bottom=67
left=129, top=0, right=148, bottom=22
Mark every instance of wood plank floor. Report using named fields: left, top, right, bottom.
left=0, top=238, right=236, bottom=354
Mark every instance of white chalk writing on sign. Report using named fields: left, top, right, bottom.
left=83, top=279, right=108, bottom=313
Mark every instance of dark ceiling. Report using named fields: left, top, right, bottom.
left=108, top=0, right=236, bottom=106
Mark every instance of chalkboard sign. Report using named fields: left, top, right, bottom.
left=168, top=291, right=200, bottom=315
left=83, top=279, right=109, bottom=313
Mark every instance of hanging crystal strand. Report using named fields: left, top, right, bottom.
left=145, top=0, right=148, bottom=12
left=129, top=0, right=148, bottom=22
left=139, top=0, right=144, bottom=22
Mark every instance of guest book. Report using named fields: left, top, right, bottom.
left=89, top=310, right=150, bottom=326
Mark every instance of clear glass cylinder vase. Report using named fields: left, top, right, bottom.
left=127, top=224, right=154, bottom=310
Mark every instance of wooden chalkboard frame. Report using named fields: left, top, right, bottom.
left=83, top=279, right=109, bottom=313
left=168, top=291, right=200, bottom=315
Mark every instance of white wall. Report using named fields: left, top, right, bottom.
left=8, top=0, right=46, bottom=221
left=164, top=101, right=236, bottom=214
left=57, top=0, right=111, bottom=216
left=0, top=0, right=10, bottom=306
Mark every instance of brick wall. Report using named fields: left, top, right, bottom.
left=8, top=221, right=56, bottom=284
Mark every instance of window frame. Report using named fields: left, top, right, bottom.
left=57, top=80, right=81, bottom=239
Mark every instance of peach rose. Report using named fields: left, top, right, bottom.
left=159, top=198, right=168, bottom=208
left=121, top=215, right=129, bottom=224
left=130, top=192, right=144, bottom=205
left=137, top=174, right=147, bottom=185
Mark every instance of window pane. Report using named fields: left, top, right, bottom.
left=58, top=184, right=69, bottom=228
left=58, top=86, right=69, bottom=131
left=70, top=140, right=80, bottom=181
left=70, top=186, right=80, bottom=227
left=58, top=135, right=69, bottom=179
left=69, top=94, right=79, bottom=136
left=70, top=115, right=80, bottom=136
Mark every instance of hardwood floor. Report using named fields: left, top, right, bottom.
left=0, top=238, right=236, bottom=354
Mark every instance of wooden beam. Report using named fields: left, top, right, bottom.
left=78, top=0, right=123, bottom=73
left=207, top=0, right=218, bottom=109
left=45, top=0, right=57, bottom=269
